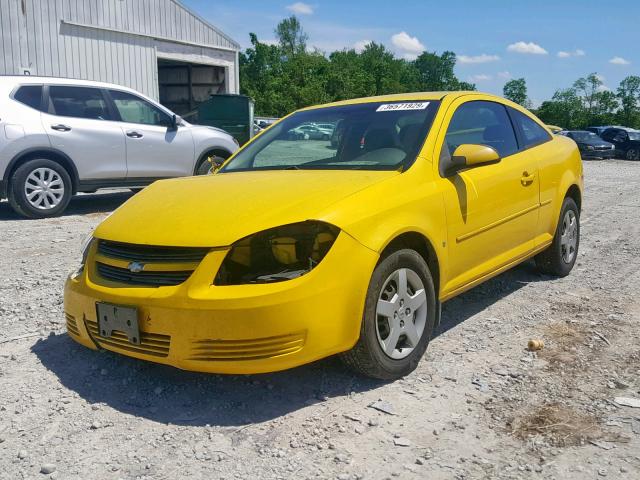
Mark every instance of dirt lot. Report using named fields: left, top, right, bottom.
left=1, top=160, right=639, bottom=480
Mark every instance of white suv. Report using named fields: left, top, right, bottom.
left=0, top=76, right=238, bottom=218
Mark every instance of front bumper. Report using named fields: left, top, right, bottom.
left=64, top=232, right=378, bottom=374
left=581, top=149, right=615, bottom=159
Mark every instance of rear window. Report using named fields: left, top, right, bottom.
left=14, top=85, right=43, bottom=110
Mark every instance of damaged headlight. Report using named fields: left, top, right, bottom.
left=214, top=221, right=339, bottom=285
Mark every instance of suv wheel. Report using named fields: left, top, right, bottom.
left=534, top=197, right=580, bottom=277
left=8, top=159, right=72, bottom=219
left=341, top=249, right=436, bottom=380
left=196, top=152, right=227, bottom=175
left=625, top=148, right=640, bottom=161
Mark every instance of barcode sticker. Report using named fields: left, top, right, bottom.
left=376, top=102, right=430, bottom=112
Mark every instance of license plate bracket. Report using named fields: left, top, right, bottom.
left=96, top=302, right=140, bottom=345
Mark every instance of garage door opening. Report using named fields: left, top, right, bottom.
left=157, top=59, right=226, bottom=115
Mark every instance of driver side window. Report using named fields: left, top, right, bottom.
left=109, top=90, right=172, bottom=127
left=442, top=101, right=519, bottom=160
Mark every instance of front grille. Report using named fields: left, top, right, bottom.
left=98, top=240, right=209, bottom=263
left=97, top=262, right=193, bottom=286
left=65, top=313, right=80, bottom=337
left=95, top=239, right=210, bottom=287
left=594, top=145, right=613, bottom=151
left=189, top=332, right=306, bottom=361
left=85, top=319, right=170, bottom=358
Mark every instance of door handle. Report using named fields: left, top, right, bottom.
left=51, top=124, right=71, bottom=132
left=521, top=171, right=535, bottom=186
left=126, top=131, right=143, bottom=139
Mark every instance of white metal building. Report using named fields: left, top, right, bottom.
left=0, top=0, right=241, bottom=114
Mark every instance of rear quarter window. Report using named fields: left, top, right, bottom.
left=13, top=85, right=43, bottom=111
left=510, top=108, right=552, bottom=149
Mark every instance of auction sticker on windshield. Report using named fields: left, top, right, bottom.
left=376, top=102, right=430, bottom=112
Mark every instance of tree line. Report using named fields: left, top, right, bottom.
left=240, top=16, right=640, bottom=130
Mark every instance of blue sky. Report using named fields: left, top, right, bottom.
left=183, top=0, right=638, bottom=105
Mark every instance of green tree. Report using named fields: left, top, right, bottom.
left=275, top=15, right=308, bottom=57
left=616, top=75, right=640, bottom=127
left=536, top=88, right=583, bottom=129
left=413, top=51, right=475, bottom=91
left=503, top=78, right=529, bottom=107
left=573, top=73, right=604, bottom=124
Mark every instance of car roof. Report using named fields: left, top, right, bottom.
left=298, top=91, right=486, bottom=111
left=0, top=75, right=141, bottom=93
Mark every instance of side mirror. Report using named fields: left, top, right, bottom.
left=170, top=114, right=182, bottom=130
left=445, top=144, right=500, bottom=176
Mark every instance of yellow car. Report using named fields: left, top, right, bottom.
left=64, top=92, right=583, bottom=380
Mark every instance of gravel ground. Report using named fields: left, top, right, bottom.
left=1, top=160, right=639, bottom=480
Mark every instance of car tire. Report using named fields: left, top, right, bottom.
left=8, top=158, right=72, bottom=219
left=196, top=153, right=226, bottom=175
left=625, top=148, right=640, bottom=161
left=341, top=249, right=437, bottom=380
left=534, top=197, right=580, bottom=277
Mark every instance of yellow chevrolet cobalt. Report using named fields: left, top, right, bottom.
left=64, top=92, right=583, bottom=380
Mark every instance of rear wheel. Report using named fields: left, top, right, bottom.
left=8, top=159, right=72, bottom=218
left=625, top=148, right=640, bottom=161
left=535, top=197, right=580, bottom=277
left=341, top=249, right=436, bottom=380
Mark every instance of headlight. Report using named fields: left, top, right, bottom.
left=586, top=145, right=595, bottom=150
left=214, top=221, right=339, bottom=285
left=80, top=234, right=94, bottom=267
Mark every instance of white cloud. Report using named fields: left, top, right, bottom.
left=286, top=2, right=314, bottom=15
left=557, top=49, right=586, bottom=58
left=597, top=85, right=611, bottom=92
left=610, top=56, right=630, bottom=65
left=469, top=74, right=492, bottom=82
left=353, top=40, right=371, bottom=53
left=391, top=31, right=425, bottom=55
left=458, top=53, right=500, bottom=64
left=595, top=73, right=606, bottom=82
left=497, top=71, right=512, bottom=80
left=507, top=41, right=548, bottom=55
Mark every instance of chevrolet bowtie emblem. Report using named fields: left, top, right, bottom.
left=127, top=261, right=145, bottom=273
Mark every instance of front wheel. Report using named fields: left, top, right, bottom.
left=341, top=249, right=436, bottom=380
left=625, top=148, right=640, bottom=161
left=196, top=154, right=226, bottom=175
left=534, top=197, right=580, bottom=277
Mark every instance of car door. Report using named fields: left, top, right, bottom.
left=602, top=129, right=627, bottom=155
left=41, top=85, right=126, bottom=179
left=436, top=99, right=540, bottom=295
left=107, top=89, right=195, bottom=179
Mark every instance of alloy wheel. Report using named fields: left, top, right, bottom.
left=560, top=210, right=578, bottom=264
left=24, top=167, right=65, bottom=210
left=626, top=149, right=640, bottom=161
left=375, top=268, right=428, bottom=360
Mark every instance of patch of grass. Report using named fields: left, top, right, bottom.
left=510, top=403, right=601, bottom=447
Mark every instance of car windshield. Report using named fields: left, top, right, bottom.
left=629, top=131, right=640, bottom=141
left=220, top=101, right=440, bottom=172
left=572, top=131, right=597, bottom=142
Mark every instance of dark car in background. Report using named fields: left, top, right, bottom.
left=564, top=130, right=615, bottom=159
left=585, top=125, right=624, bottom=137
left=600, top=127, right=640, bottom=160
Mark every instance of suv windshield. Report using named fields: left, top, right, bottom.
left=221, top=101, right=440, bottom=172
left=629, top=131, right=640, bottom=141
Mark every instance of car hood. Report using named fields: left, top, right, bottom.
left=94, top=170, right=399, bottom=247
left=578, top=139, right=614, bottom=148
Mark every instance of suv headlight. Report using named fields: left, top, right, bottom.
left=214, top=221, right=339, bottom=285
left=586, top=145, right=595, bottom=150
